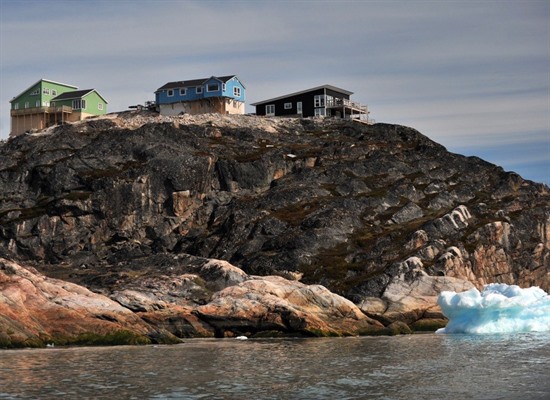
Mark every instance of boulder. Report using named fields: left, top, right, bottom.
left=0, top=258, right=165, bottom=347
left=195, top=275, right=384, bottom=337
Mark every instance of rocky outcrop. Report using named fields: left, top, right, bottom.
left=0, top=256, right=385, bottom=346
left=0, top=112, right=548, bottom=342
left=196, top=275, right=384, bottom=337
left=0, top=257, right=161, bottom=347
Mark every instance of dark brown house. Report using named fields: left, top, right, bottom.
left=251, top=84, right=370, bottom=121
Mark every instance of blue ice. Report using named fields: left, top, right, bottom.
left=436, top=283, right=550, bottom=334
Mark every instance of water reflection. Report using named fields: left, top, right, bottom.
left=1, top=334, right=549, bottom=399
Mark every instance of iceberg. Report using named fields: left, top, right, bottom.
left=436, top=283, right=550, bottom=334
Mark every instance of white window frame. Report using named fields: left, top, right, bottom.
left=72, top=99, right=86, bottom=109
left=24, top=101, right=29, bottom=108
left=30, top=89, right=39, bottom=95
left=179, top=88, right=187, bottom=96
left=297, top=101, right=303, bottom=114
left=314, top=95, right=325, bottom=107
left=207, top=83, right=220, bottom=92
left=265, top=104, right=275, bottom=116
left=222, top=83, right=226, bottom=91
left=233, top=87, right=241, bottom=97
left=36, top=100, right=40, bottom=107
left=314, top=108, right=326, bottom=116
left=196, top=86, right=203, bottom=94
left=14, top=103, right=19, bottom=110
left=98, top=103, right=103, bottom=110
left=51, top=89, right=57, bottom=96
left=284, top=102, right=292, bottom=110
left=167, top=89, right=174, bottom=97
left=42, top=88, right=50, bottom=95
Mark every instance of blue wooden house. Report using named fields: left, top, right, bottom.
left=155, top=75, right=245, bottom=116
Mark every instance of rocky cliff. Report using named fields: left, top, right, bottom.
left=0, top=112, right=548, bottom=346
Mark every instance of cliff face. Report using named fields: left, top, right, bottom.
left=0, top=112, right=548, bottom=343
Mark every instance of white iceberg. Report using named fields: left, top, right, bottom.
left=436, top=283, right=550, bottom=334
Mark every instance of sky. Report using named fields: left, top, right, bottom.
left=1, top=0, right=549, bottom=185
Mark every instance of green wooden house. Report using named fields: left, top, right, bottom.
left=9, top=79, right=108, bottom=137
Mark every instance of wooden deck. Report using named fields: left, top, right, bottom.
left=326, top=98, right=374, bottom=123
left=11, top=105, right=72, bottom=116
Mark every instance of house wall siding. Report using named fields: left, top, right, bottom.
left=221, top=77, right=246, bottom=102
left=52, top=92, right=107, bottom=115
left=11, top=81, right=76, bottom=110
left=203, top=77, right=224, bottom=99
left=156, top=86, right=205, bottom=104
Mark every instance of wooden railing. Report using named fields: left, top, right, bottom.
left=326, top=98, right=368, bottom=113
left=11, top=105, right=73, bottom=116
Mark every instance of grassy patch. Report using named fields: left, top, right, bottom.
left=412, top=319, right=447, bottom=332
left=66, top=330, right=151, bottom=346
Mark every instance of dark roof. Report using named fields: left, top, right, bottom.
left=52, top=88, right=108, bottom=104
left=155, top=75, right=238, bottom=92
left=52, top=89, right=94, bottom=100
left=250, top=85, right=353, bottom=106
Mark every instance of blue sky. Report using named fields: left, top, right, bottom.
left=1, top=0, right=548, bottom=185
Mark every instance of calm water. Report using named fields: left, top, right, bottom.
left=1, top=333, right=549, bottom=399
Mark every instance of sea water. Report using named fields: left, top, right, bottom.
left=1, top=333, right=549, bottom=399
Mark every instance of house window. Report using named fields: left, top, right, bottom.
left=167, top=89, right=174, bottom=97
left=72, top=99, right=86, bottom=109
left=30, top=89, right=39, bottom=95
left=284, top=102, right=292, bottom=110
left=179, top=88, right=187, bottom=96
left=52, top=89, right=57, bottom=96
left=43, top=88, right=50, bottom=95
left=196, top=87, right=203, bottom=94
left=297, top=102, right=303, bottom=114
left=222, top=83, right=226, bottom=91
left=207, top=83, right=219, bottom=92
left=233, top=87, right=241, bottom=97
left=98, top=103, right=103, bottom=110
left=24, top=101, right=29, bottom=108
left=314, top=108, right=326, bottom=116
left=266, top=104, right=275, bottom=116
left=14, top=103, right=19, bottom=110
left=314, top=95, right=325, bottom=107
left=36, top=100, right=40, bottom=107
